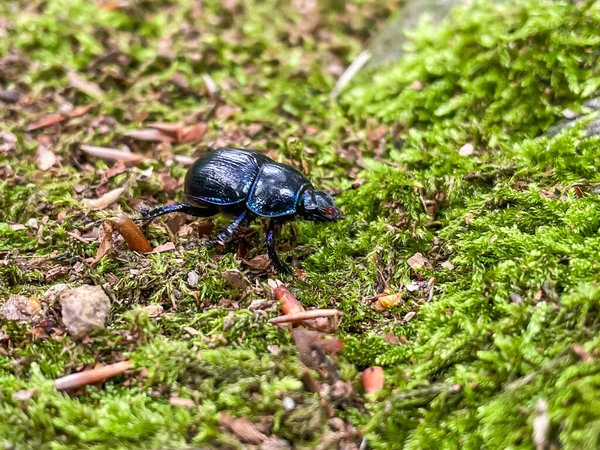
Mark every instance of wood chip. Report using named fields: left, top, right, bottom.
left=169, top=397, right=195, bottom=408
left=407, top=252, right=432, bottom=269
left=220, top=413, right=267, bottom=445
left=80, top=145, right=145, bottom=165
left=55, top=360, right=132, bottom=391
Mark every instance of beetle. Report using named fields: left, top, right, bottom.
left=137, top=147, right=343, bottom=274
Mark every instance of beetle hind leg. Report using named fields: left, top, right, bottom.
left=136, top=203, right=217, bottom=221
left=265, top=220, right=292, bottom=275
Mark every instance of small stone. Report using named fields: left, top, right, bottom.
left=187, top=270, right=199, bottom=287
left=26, top=218, right=39, bottom=229
left=510, top=293, right=523, bottom=305
left=441, top=260, right=455, bottom=271
left=145, top=304, right=164, bottom=318
left=0, top=89, right=20, bottom=104
left=221, top=269, right=250, bottom=289
left=562, top=108, right=577, bottom=119
left=59, top=285, right=111, bottom=339
left=404, top=311, right=416, bottom=322
left=282, top=396, right=295, bottom=412
left=459, top=143, right=475, bottom=156
left=327, top=417, right=345, bottom=431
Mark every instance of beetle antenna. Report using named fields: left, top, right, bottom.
left=331, top=181, right=361, bottom=197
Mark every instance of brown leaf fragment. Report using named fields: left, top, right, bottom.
left=0, top=295, right=42, bottom=323
left=59, top=285, right=111, bottom=339
left=68, top=103, right=96, bottom=118
left=36, top=144, right=57, bottom=171
left=68, top=71, right=103, bottom=98
left=384, top=332, right=401, bottom=345
left=150, top=242, right=175, bottom=253
left=362, top=366, right=385, bottom=393
left=83, top=186, right=126, bottom=211
left=244, top=254, right=271, bottom=271
left=184, top=327, right=199, bottom=336
left=180, top=122, right=208, bottom=143
left=407, top=252, right=432, bottom=269
left=291, top=326, right=344, bottom=368
left=169, top=397, right=195, bottom=408
left=55, top=360, right=132, bottom=391
left=80, top=145, right=145, bottom=165
left=571, top=344, right=592, bottom=362
left=220, top=413, right=266, bottom=445
left=26, top=113, right=67, bottom=131
left=371, top=293, right=403, bottom=312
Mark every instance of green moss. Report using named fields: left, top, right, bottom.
left=2, top=0, right=600, bottom=448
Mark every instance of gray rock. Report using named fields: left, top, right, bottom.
left=59, top=285, right=111, bottom=338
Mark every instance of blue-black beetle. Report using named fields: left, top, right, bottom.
left=138, top=147, right=343, bottom=274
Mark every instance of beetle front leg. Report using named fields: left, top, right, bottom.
left=266, top=220, right=292, bottom=275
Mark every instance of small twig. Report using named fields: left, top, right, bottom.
left=330, top=50, right=372, bottom=101
left=268, top=309, right=343, bottom=324
left=55, top=360, right=132, bottom=391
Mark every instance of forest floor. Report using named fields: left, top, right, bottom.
left=1, top=0, right=600, bottom=449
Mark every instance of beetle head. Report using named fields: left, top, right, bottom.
left=300, top=189, right=342, bottom=222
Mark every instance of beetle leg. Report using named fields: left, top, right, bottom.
left=265, top=220, right=292, bottom=275
left=136, top=203, right=217, bottom=221
left=206, top=211, right=251, bottom=248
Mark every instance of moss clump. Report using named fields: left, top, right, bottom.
left=1, top=0, right=600, bottom=448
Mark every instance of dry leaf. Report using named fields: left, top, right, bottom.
left=80, top=145, right=145, bottom=165
left=150, top=242, right=175, bottom=253
left=92, top=213, right=152, bottom=265
left=371, top=293, right=403, bottom=312
left=68, top=71, right=103, bottom=98
left=68, top=104, right=96, bottom=118
left=26, top=113, right=67, bottom=131
left=362, top=366, right=384, bottom=393
left=83, top=186, right=126, bottom=211
left=220, top=413, right=267, bottom=445
left=180, top=122, right=208, bottom=143
left=36, top=144, right=57, bottom=171
left=243, top=254, right=271, bottom=271
left=407, top=252, right=432, bottom=269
